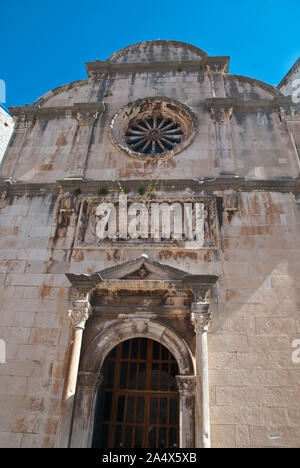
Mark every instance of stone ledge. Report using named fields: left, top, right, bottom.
left=206, top=96, right=293, bottom=113
left=85, top=56, right=230, bottom=78
left=8, top=102, right=105, bottom=124
left=0, top=177, right=299, bottom=197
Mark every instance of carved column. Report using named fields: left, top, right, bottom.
left=67, top=111, right=99, bottom=179
left=210, top=106, right=236, bottom=176
left=191, top=301, right=211, bottom=448
left=69, top=372, right=103, bottom=448
left=66, top=299, right=92, bottom=397
left=55, top=297, right=92, bottom=448
left=176, top=375, right=196, bottom=448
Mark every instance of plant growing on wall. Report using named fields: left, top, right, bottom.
left=98, top=187, right=109, bottom=196
left=73, top=188, right=81, bottom=197
left=139, top=175, right=159, bottom=199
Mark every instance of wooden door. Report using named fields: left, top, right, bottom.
left=92, top=338, right=179, bottom=448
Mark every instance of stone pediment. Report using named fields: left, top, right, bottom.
left=66, top=254, right=219, bottom=300
left=97, top=255, right=189, bottom=281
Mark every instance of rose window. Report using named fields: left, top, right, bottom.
left=126, top=116, right=183, bottom=155
left=109, top=97, right=197, bottom=160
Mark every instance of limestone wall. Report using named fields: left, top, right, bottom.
left=0, top=194, right=70, bottom=448
left=0, top=189, right=299, bottom=447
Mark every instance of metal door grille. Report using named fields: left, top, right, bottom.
left=93, top=338, right=179, bottom=448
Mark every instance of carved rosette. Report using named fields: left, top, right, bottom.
left=132, top=319, right=149, bottom=335
left=69, top=300, right=92, bottom=329
left=176, top=375, right=196, bottom=394
left=191, top=302, right=211, bottom=333
left=77, top=372, right=103, bottom=388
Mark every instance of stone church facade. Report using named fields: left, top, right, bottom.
left=0, top=40, right=300, bottom=448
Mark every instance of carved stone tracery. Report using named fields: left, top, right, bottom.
left=109, top=97, right=197, bottom=160
left=9, top=103, right=104, bottom=132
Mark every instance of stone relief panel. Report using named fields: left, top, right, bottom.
left=74, top=195, right=219, bottom=249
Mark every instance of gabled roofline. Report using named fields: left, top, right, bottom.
left=107, top=40, right=209, bottom=63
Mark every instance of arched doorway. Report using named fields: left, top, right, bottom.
left=68, top=319, right=195, bottom=448
left=92, top=338, right=179, bottom=448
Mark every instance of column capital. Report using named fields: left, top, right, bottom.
left=68, top=299, right=92, bottom=329
left=191, top=301, right=211, bottom=333
left=76, top=111, right=98, bottom=126
left=210, top=106, right=233, bottom=123
left=77, top=372, right=103, bottom=389
left=182, top=274, right=218, bottom=303
left=13, top=113, right=35, bottom=130
left=176, top=375, right=196, bottom=394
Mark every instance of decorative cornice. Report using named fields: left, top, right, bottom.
left=85, top=56, right=230, bottom=78
left=1, top=177, right=300, bottom=198
left=183, top=275, right=218, bottom=302
left=67, top=274, right=103, bottom=295
left=8, top=102, right=104, bottom=124
left=206, top=96, right=293, bottom=115
left=66, top=266, right=218, bottom=298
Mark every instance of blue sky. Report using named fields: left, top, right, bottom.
left=1, top=0, right=300, bottom=109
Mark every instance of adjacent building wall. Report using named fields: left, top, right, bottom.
left=0, top=106, right=14, bottom=163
